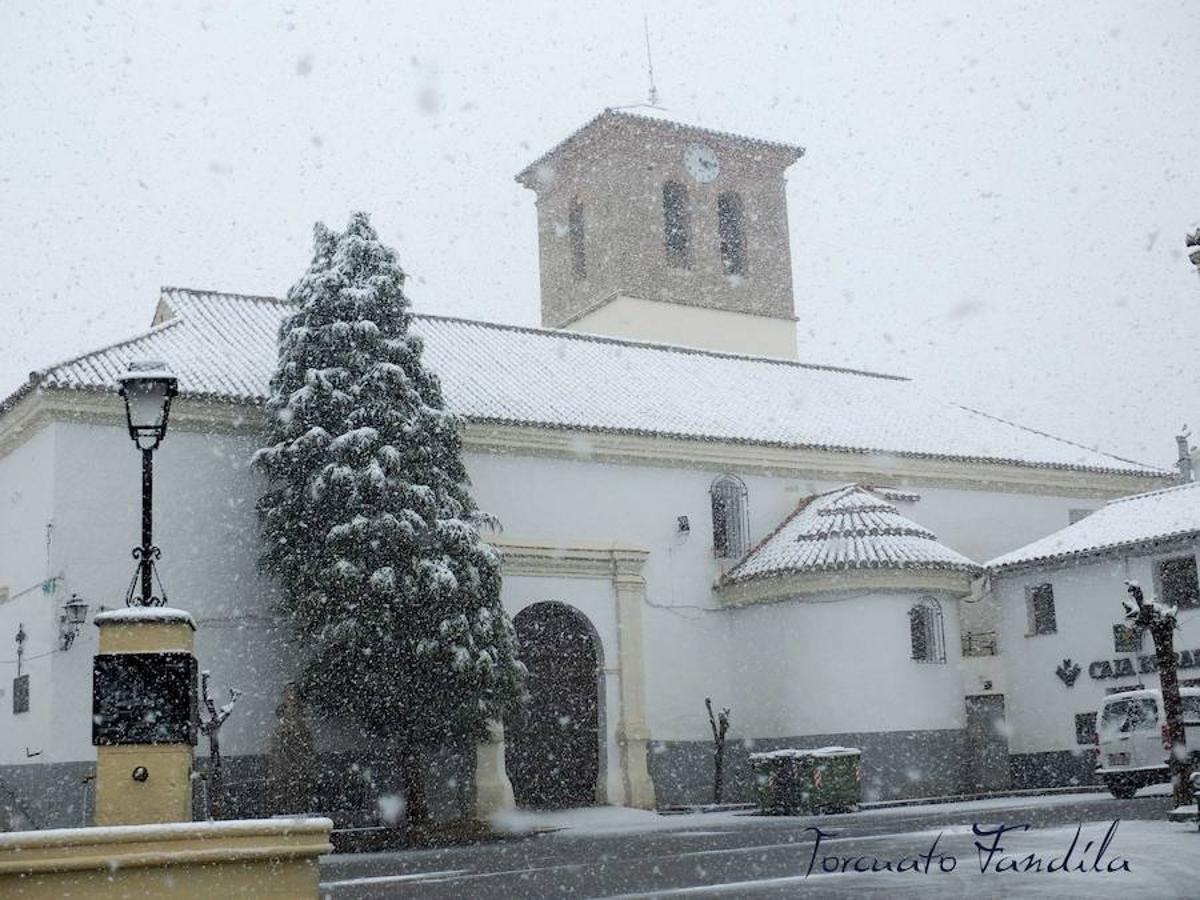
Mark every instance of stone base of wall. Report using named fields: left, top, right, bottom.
left=1008, top=750, right=1100, bottom=791
left=649, top=729, right=967, bottom=807
left=0, top=762, right=94, bottom=831
left=3, top=745, right=475, bottom=832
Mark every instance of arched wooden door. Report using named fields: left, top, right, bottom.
left=507, top=602, right=601, bottom=808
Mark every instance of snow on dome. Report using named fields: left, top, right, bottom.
left=988, top=480, right=1200, bottom=571
left=14, top=287, right=1169, bottom=479
left=722, top=484, right=980, bottom=584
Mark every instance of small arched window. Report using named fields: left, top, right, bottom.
left=662, top=181, right=691, bottom=268
left=717, top=192, right=747, bottom=275
left=711, top=474, right=749, bottom=559
left=909, top=596, right=946, bottom=664
left=568, top=199, right=586, bottom=280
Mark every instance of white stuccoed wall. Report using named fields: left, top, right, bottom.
left=36, top=420, right=290, bottom=768
left=0, top=427, right=58, bottom=765
left=991, top=544, right=1200, bottom=757
left=0, top=411, right=1134, bottom=769
left=728, top=592, right=966, bottom=738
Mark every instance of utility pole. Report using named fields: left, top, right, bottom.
left=1124, top=581, right=1191, bottom=807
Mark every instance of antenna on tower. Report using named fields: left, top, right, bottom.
left=643, top=15, right=660, bottom=107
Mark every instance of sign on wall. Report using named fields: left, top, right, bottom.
left=1086, top=648, right=1200, bottom=682
left=92, top=652, right=198, bottom=746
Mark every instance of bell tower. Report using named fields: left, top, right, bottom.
left=516, top=109, right=803, bottom=358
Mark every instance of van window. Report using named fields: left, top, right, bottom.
left=1183, top=696, right=1200, bottom=725
left=1100, top=697, right=1158, bottom=736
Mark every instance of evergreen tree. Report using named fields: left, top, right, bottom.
left=254, top=212, right=524, bottom=824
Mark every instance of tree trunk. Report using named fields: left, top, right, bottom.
left=399, top=745, right=430, bottom=827
left=713, top=744, right=724, bottom=805
left=208, top=732, right=224, bottom=819
left=1151, top=621, right=1191, bottom=808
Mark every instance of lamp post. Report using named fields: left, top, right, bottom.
left=116, top=361, right=178, bottom=607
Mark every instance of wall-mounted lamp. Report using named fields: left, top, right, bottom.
left=59, top=593, right=90, bottom=651
left=677, top=515, right=690, bottom=534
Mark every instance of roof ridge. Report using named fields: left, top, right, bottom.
left=160, top=286, right=293, bottom=306
left=954, top=404, right=1164, bottom=473
left=415, top=312, right=910, bottom=381
left=151, top=287, right=911, bottom=381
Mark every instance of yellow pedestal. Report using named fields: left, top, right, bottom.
left=93, top=608, right=197, bottom=827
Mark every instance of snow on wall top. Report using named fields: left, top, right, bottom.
left=22, top=287, right=1166, bottom=478
left=987, top=481, right=1200, bottom=572
left=723, top=485, right=981, bottom=584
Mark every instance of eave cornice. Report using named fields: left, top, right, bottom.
left=717, top=568, right=976, bottom=607
left=491, top=536, right=649, bottom=579
left=0, top=388, right=1171, bottom=500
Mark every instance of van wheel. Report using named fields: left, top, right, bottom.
left=1107, top=781, right=1138, bottom=800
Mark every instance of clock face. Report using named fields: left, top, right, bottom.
left=684, top=142, right=720, bottom=183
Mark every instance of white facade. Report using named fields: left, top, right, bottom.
left=985, top=536, right=1200, bottom=787
left=0, top=398, right=1168, bottom=821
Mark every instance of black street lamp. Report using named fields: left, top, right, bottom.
left=117, top=361, right=178, bottom=607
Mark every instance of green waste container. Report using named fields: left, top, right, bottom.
left=750, top=747, right=862, bottom=815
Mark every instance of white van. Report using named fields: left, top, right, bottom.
left=1095, top=688, right=1200, bottom=798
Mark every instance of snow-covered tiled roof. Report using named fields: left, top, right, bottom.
left=722, top=485, right=980, bottom=584
left=16, top=287, right=1168, bottom=478
left=987, top=481, right=1200, bottom=572
left=515, top=108, right=804, bottom=187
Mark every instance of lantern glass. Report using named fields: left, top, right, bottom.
left=64, top=594, right=89, bottom=626
left=117, top=361, right=177, bottom=450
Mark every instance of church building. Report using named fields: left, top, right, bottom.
left=0, top=110, right=1174, bottom=828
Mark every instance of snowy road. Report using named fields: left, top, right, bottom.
left=318, top=790, right=1200, bottom=898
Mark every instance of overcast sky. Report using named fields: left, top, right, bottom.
left=1, top=1, right=1197, bottom=467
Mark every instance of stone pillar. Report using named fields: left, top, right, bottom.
left=473, top=719, right=516, bottom=819
left=93, top=608, right=197, bottom=826
left=612, top=551, right=658, bottom=810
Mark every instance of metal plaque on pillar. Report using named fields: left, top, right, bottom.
left=93, top=652, right=198, bottom=746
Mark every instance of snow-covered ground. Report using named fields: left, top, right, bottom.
left=603, top=819, right=1200, bottom=898
left=492, top=786, right=1176, bottom=838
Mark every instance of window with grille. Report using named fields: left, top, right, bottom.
left=1026, top=583, right=1057, bottom=635
left=909, top=597, right=946, bottom=663
left=1075, top=712, right=1098, bottom=745
left=662, top=181, right=691, bottom=268
left=568, top=199, right=586, bottom=281
left=717, top=192, right=747, bottom=275
left=12, top=675, right=29, bottom=714
left=1113, top=623, right=1143, bottom=654
left=1157, top=555, right=1200, bottom=609
left=710, top=474, right=749, bottom=558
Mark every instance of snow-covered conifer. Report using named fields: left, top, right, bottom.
left=254, top=212, right=523, bottom=823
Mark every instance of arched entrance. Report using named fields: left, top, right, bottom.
left=507, top=602, right=601, bottom=808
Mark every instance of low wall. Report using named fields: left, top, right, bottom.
left=0, top=817, right=332, bottom=899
